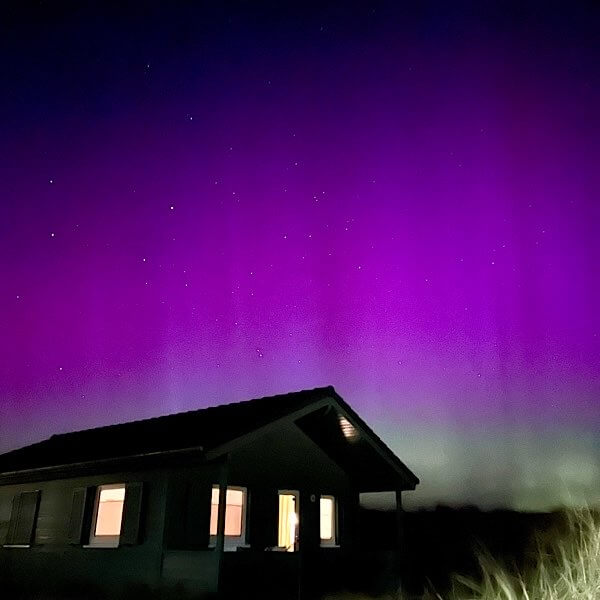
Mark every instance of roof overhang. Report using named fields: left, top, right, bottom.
left=0, top=445, right=205, bottom=486
left=206, top=391, right=419, bottom=492
left=0, top=387, right=419, bottom=491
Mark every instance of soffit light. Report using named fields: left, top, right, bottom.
left=338, top=414, right=359, bottom=441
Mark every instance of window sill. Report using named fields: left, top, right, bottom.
left=85, top=534, right=120, bottom=548
left=2, top=544, right=31, bottom=548
left=209, top=541, right=249, bottom=552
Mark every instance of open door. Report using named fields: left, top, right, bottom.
left=277, top=491, right=299, bottom=551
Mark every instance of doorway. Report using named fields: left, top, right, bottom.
left=278, top=490, right=299, bottom=551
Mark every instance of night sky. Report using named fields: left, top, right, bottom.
left=1, top=1, right=599, bottom=510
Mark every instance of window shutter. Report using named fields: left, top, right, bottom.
left=6, top=490, right=40, bottom=546
left=6, top=494, right=22, bottom=545
left=67, top=487, right=93, bottom=545
left=185, top=481, right=211, bottom=549
left=119, top=482, right=144, bottom=545
left=249, top=488, right=278, bottom=549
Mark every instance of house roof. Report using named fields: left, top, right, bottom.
left=0, top=386, right=419, bottom=490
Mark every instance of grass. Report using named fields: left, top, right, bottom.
left=328, top=505, right=600, bottom=600
left=445, top=505, right=600, bottom=600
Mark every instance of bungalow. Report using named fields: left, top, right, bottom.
left=0, top=386, right=419, bottom=599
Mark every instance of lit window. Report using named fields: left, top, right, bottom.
left=209, top=486, right=246, bottom=550
left=89, top=484, right=125, bottom=547
left=278, top=491, right=299, bottom=552
left=320, top=495, right=337, bottom=546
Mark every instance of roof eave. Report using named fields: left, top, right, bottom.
left=0, top=444, right=205, bottom=485
left=327, top=389, right=420, bottom=489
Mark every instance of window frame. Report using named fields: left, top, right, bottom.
left=85, top=483, right=126, bottom=548
left=209, top=485, right=248, bottom=551
left=319, top=494, right=339, bottom=547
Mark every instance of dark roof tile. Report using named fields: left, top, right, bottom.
left=0, top=386, right=334, bottom=474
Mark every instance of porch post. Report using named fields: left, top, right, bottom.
left=215, top=456, right=229, bottom=592
left=298, top=490, right=319, bottom=600
left=395, top=489, right=405, bottom=592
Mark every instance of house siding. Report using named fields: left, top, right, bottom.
left=0, top=415, right=393, bottom=598
left=0, top=468, right=168, bottom=597
left=228, top=420, right=351, bottom=492
left=223, top=420, right=356, bottom=598
left=159, top=421, right=357, bottom=596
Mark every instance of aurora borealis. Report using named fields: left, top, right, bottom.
left=1, top=1, right=599, bottom=510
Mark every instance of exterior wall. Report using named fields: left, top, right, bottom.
left=160, top=422, right=360, bottom=598
left=160, top=461, right=223, bottom=595
left=228, top=420, right=351, bottom=492
left=0, top=420, right=369, bottom=598
left=223, top=421, right=357, bottom=598
left=0, top=467, right=169, bottom=598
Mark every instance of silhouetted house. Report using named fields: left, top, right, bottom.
left=0, top=386, right=418, bottom=599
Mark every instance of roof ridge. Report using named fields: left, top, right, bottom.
left=47, top=385, right=335, bottom=441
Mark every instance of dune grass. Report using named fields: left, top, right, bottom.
left=424, top=505, right=600, bottom=600
left=328, top=506, right=599, bottom=600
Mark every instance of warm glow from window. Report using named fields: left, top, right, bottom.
left=278, top=492, right=299, bottom=552
left=320, top=495, right=336, bottom=545
left=94, top=486, right=125, bottom=536
left=338, top=415, right=359, bottom=441
left=210, top=486, right=245, bottom=537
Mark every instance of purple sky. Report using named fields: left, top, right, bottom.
left=1, top=2, right=599, bottom=510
